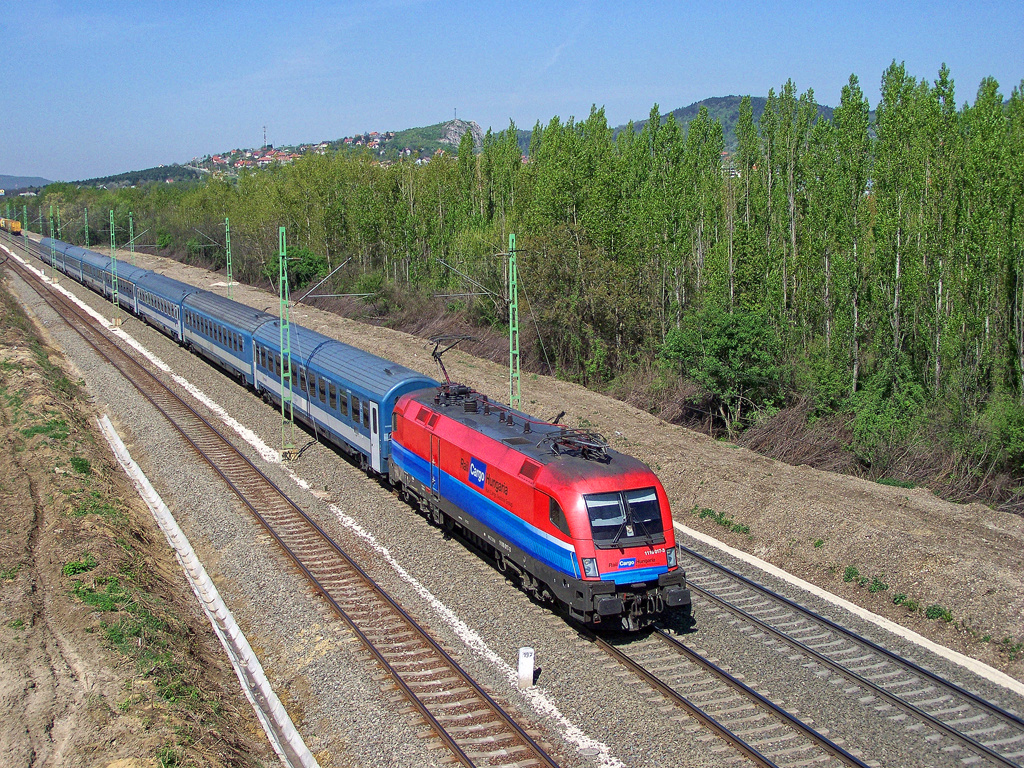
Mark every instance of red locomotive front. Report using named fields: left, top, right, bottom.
left=389, top=384, right=691, bottom=630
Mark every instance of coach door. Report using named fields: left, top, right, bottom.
left=370, top=402, right=381, bottom=471
left=430, top=434, right=441, bottom=497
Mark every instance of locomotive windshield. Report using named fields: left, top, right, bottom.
left=585, top=488, right=666, bottom=549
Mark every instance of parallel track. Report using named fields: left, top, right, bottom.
left=583, top=625, right=870, bottom=768
left=680, top=545, right=1024, bottom=767
left=4, top=242, right=562, bottom=768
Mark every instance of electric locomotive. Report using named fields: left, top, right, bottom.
left=390, top=382, right=691, bottom=631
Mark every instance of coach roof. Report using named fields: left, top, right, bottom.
left=183, top=290, right=276, bottom=333
left=253, top=320, right=438, bottom=400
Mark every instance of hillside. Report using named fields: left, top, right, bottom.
left=72, top=164, right=204, bottom=189
left=0, top=174, right=52, bottom=191
left=620, top=95, right=835, bottom=150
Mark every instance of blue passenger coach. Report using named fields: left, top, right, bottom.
left=182, top=291, right=275, bottom=385
left=134, top=272, right=197, bottom=339
left=251, top=321, right=437, bottom=472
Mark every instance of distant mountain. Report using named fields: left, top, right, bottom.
left=620, top=95, right=835, bottom=150
left=506, top=96, right=839, bottom=155
left=1, top=174, right=52, bottom=191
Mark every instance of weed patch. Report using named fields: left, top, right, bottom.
left=20, top=418, right=70, bottom=441
left=693, top=506, right=750, bottom=534
left=1, top=563, right=22, bottom=580
left=925, top=604, right=953, bottom=622
left=877, top=477, right=916, bottom=489
left=63, top=553, right=98, bottom=576
left=70, top=456, right=92, bottom=475
left=71, top=491, right=123, bottom=520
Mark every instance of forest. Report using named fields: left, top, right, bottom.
left=10, top=62, right=1024, bottom=511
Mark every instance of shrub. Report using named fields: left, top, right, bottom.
left=661, top=303, right=782, bottom=427
left=925, top=604, right=952, bottom=622
left=843, top=565, right=860, bottom=583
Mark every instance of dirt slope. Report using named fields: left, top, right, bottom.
left=0, top=273, right=275, bottom=767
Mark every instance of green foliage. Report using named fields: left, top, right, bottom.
left=813, top=538, right=824, bottom=548
left=850, top=362, right=925, bottom=470
left=263, top=246, right=329, bottom=291
left=979, top=393, right=1024, bottom=470
left=662, top=304, right=781, bottom=424
left=63, top=553, right=98, bottom=576
left=693, top=506, right=750, bottom=534
left=877, top=478, right=915, bottom=489
left=925, top=604, right=953, bottom=621
left=20, top=418, right=70, bottom=440
left=30, top=64, right=1024, bottom=503
left=70, top=456, right=92, bottom=475
left=843, top=565, right=860, bottom=582
left=1, top=563, right=22, bottom=580
left=72, top=491, right=123, bottom=519
left=868, top=576, right=889, bottom=593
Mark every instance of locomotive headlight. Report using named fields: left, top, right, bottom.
left=667, top=546, right=677, bottom=568
left=582, top=557, right=599, bottom=578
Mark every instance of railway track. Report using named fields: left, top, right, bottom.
left=679, top=545, right=1024, bottom=768
left=4, top=243, right=562, bottom=768
left=585, top=625, right=870, bottom=768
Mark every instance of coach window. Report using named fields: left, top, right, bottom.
left=299, top=369, right=307, bottom=393
left=352, top=397, right=360, bottom=424
left=318, top=378, right=327, bottom=404
left=372, top=407, right=377, bottom=435
left=274, top=354, right=281, bottom=376
left=329, top=383, right=337, bottom=410
left=362, top=400, right=370, bottom=429
left=342, top=392, right=350, bottom=419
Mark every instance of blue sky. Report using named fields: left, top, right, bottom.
left=3, top=0, right=1022, bottom=182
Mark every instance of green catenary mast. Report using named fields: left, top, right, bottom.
left=278, top=227, right=297, bottom=460
left=225, top=217, right=233, bottom=299
left=48, top=206, right=58, bottom=283
left=109, top=210, right=121, bottom=326
left=508, top=233, right=521, bottom=409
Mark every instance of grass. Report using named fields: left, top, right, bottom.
left=843, top=565, right=888, bottom=593
left=70, top=456, right=92, bottom=475
left=20, top=418, right=70, bottom=441
left=71, top=491, right=123, bottom=520
left=694, top=506, right=750, bottom=534
left=1, top=563, right=23, bottom=580
left=876, top=477, right=916, bottom=489
left=813, top=538, right=824, bottom=548
left=63, top=553, right=98, bottom=576
left=70, top=576, right=207, bottom=713
left=7, top=619, right=25, bottom=629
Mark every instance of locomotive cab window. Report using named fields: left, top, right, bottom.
left=584, top=488, right=665, bottom=548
